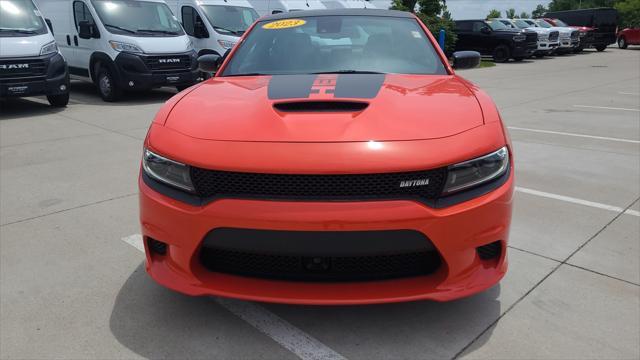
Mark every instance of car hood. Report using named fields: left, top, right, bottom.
left=165, top=74, right=484, bottom=142
left=0, top=33, right=53, bottom=57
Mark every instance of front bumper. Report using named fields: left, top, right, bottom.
left=535, top=40, right=560, bottom=54
left=114, top=52, right=199, bottom=91
left=139, top=125, right=515, bottom=305
left=0, top=53, right=69, bottom=98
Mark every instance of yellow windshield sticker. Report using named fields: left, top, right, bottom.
left=263, top=19, right=306, bottom=30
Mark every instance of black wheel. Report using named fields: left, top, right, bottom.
left=595, top=44, right=607, bottom=52
left=47, top=93, right=69, bottom=107
left=492, top=45, right=510, bottom=63
left=535, top=53, right=545, bottom=58
left=96, top=67, right=121, bottom=102
left=618, top=37, right=628, bottom=49
left=513, top=56, right=525, bottom=61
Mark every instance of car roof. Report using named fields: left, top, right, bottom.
left=260, top=8, right=414, bottom=21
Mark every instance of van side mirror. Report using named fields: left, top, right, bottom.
left=45, top=18, right=54, bottom=35
left=194, top=21, right=208, bottom=38
left=481, top=27, right=492, bottom=34
left=198, top=54, right=221, bottom=73
left=452, top=51, right=481, bottom=70
left=78, top=20, right=97, bottom=39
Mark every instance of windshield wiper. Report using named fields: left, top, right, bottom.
left=0, top=28, right=37, bottom=34
left=137, top=29, right=179, bottom=35
left=103, top=24, right=136, bottom=34
left=212, top=25, right=240, bottom=35
left=311, top=70, right=386, bottom=74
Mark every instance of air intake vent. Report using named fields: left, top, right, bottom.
left=477, top=241, right=502, bottom=260
left=273, top=101, right=369, bottom=112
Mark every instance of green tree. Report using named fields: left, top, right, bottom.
left=520, top=11, right=531, bottom=19
left=391, top=0, right=418, bottom=12
left=532, top=4, right=547, bottom=18
left=392, top=0, right=457, bottom=54
left=487, top=9, right=502, bottom=18
left=505, top=8, right=517, bottom=19
left=547, top=0, right=616, bottom=11
left=616, top=0, right=640, bottom=27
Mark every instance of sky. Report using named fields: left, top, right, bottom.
left=444, top=0, right=551, bottom=20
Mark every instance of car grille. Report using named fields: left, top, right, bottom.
left=190, top=166, right=448, bottom=201
left=525, top=32, right=538, bottom=43
left=200, top=228, right=442, bottom=281
left=143, top=55, right=191, bottom=72
left=549, top=31, right=559, bottom=41
left=0, top=58, right=47, bottom=80
left=571, top=30, right=579, bottom=40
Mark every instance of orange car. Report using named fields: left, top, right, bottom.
left=139, top=9, right=514, bottom=305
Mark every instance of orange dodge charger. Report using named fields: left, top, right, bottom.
left=139, top=9, right=514, bottom=305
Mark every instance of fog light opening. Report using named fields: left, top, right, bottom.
left=59, top=84, right=67, bottom=91
left=477, top=241, right=502, bottom=261
left=147, top=238, right=167, bottom=255
left=128, top=81, right=135, bottom=87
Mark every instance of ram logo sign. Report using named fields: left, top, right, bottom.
left=158, top=58, right=180, bottom=63
left=0, top=63, right=29, bottom=70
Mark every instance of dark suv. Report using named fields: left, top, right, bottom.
left=454, top=19, right=538, bottom=62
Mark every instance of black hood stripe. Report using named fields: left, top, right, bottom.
left=268, top=74, right=385, bottom=100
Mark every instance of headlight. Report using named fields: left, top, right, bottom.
left=579, top=32, right=586, bottom=37
left=109, top=40, right=144, bottom=54
left=217, top=39, right=236, bottom=49
left=40, top=41, right=58, bottom=55
left=143, top=149, right=194, bottom=192
left=442, top=147, right=509, bottom=195
left=513, top=35, right=526, bottom=42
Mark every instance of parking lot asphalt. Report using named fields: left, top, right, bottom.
left=1, top=48, right=639, bottom=360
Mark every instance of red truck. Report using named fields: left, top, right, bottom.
left=617, top=28, right=640, bottom=48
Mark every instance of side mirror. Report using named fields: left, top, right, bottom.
left=198, top=54, right=221, bottom=73
left=78, top=20, right=96, bottom=39
left=480, top=27, right=492, bottom=34
left=452, top=51, right=481, bottom=70
left=194, top=21, right=208, bottom=38
left=45, top=18, right=54, bottom=35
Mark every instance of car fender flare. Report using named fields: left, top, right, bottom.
left=89, top=52, right=119, bottom=84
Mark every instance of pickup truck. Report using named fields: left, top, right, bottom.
left=453, top=19, right=538, bottom=62
left=499, top=18, right=559, bottom=57
left=617, top=28, right=640, bottom=49
left=544, top=17, right=594, bottom=52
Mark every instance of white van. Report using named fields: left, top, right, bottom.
left=165, top=0, right=258, bottom=57
left=248, top=0, right=326, bottom=16
left=321, top=0, right=376, bottom=9
left=1, top=0, right=70, bottom=106
left=38, top=0, right=199, bottom=101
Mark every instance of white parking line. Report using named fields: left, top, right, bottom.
left=120, top=234, right=347, bottom=360
left=516, top=187, right=640, bottom=217
left=618, top=92, right=640, bottom=96
left=573, top=105, right=640, bottom=112
left=507, top=126, right=640, bottom=144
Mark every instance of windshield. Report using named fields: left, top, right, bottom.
left=513, top=19, right=531, bottom=29
left=486, top=19, right=509, bottom=30
left=201, top=5, right=259, bottom=36
left=222, top=16, right=447, bottom=76
left=553, top=18, right=569, bottom=27
left=534, top=19, right=552, bottom=28
left=91, top=0, right=184, bottom=36
left=0, top=0, right=47, bottom=36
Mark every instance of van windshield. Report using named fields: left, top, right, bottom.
left=222, top=15, right=447, bottom=76
left=201, top=5, right=259, bottom=36
left=91, top=0, right=184, bottom=36
left=0, top=0, right=47, bottom=37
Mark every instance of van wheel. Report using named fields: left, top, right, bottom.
left=96, top=68, right=121, bottom=102
left=492, top=45, right=510, bottom=63
left=618, top=37, right=628, bottom=49
left=595, top=44, right=607, bottom=52
left=47, top=93, right=69, bottom=107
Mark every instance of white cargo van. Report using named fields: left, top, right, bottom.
left=165, top=0, right=258, bottom=57
left=248, top=0, right=326, bottom=16
left=38, top=0, right=199, bottom=101
left=1, top=0, right=70, bottom=106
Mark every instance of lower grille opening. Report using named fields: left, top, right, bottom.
left=477, top=241, right=502, bottom=260
left=147, top=238, right=167, bottom=255
left=199, top=228, right=441, bottom=282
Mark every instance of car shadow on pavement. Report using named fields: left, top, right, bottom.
left=110, top=263, right=498, bottom=359
left=0, top=98, right=66, bottom=120
left=69, top=81, right=177, bottom=106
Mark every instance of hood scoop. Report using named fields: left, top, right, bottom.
left=273, top=101, right=369, bottom=113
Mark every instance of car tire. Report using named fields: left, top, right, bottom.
left=96, top=67, right=121, bottom=102
left=513, top=56, right=525, bottom=61
left=535, top=53, right=545, bottom=58
left=47, top=93, right=69, bottom=107
left=618, top=37, right=628, bottom=49
left=595, top=44, right=607, bottom=52
left=492, top=45, right=510, bottom=63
